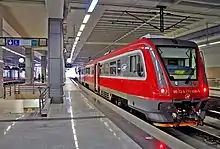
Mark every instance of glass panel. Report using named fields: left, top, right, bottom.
left=157, top=47, right=198, bottom=80
left=117, top=60, right=121, bottom=75
left=130, top=56, right=137, bottom=72
left=110, top=61, right=116, bottom=75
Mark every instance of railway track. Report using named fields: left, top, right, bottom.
left=163, top=109, right=220, bottom=149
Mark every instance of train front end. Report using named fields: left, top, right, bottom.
left=145, top=38, right=218, bottom=127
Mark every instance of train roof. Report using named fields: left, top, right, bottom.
left=141, top=34, right=197, bottom=47
left=148, top=38, right=198, bottom=48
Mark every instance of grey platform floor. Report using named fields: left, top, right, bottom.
left=0, top=79, right=141, bottom=149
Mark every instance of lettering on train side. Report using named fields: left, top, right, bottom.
left=173, top=89, right=200, bottom=94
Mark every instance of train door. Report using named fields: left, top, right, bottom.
left=94, top=63, right=100, bottom=92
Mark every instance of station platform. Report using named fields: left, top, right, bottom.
left=0, top=79, right=141, bottom=149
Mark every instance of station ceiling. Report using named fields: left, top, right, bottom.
left=1, top=0, right=220, bottom=65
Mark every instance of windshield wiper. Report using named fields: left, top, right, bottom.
left=185, top=55, right=196, bottom=84
left=185, top=68, right=195, bottom=84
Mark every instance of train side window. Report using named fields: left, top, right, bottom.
left=100, top=64, right=103, bottom=75
left=86, top=68, right=90, bottom=75
left=130, top=56, right=137, bottom=72
left=117, top=60, right=121, bottom=75
left=104, top=63, right=110, bottom=75
left=91, top=67, right=94, bottom=75
left=137, top=55, right=144, bottom=77
left=110, top=61, right=117, bottom=75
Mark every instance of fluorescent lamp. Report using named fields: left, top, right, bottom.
left=198, top=44, right=207, bottom=48
left=83, top=14, right=90, bottom=24
left=75, top=37, right=80, bottom=42
left=2, top=46, right=25, bottom=57
left=79, top=24, right=85, bottom=31
left=77, top=31, right=82, bottom=37
left=88, top=0, right=98, bottom=13
left=209, top=41, right=220, bottom=45
left=70, top=48, right=75, bottom=59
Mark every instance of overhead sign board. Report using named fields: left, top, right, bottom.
left=0, top=37, right=47, bottom=47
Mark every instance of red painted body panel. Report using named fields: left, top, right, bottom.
left=81, top=38, right=209, bottom=101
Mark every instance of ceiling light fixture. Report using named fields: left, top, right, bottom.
left=88, top=0, right=99, bottom=13
left=198, top=44, right=207, bottom=48
left=83, top=14, right=91, bottom=24
left=75, top=37, right=80, bottom=42
left=69, top=0, right=98, bottom=60
left=198, top=41, right=220, bottom=48
left=74, top=41, right=78, bottom=45
left=209, top=41, right=220, bottom=45
left=79, top=24, right=85, bottom=31
left=77, top=31, right=82, bottom=37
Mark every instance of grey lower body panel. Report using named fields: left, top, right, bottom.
left=100, top=85, right=208, bottom=123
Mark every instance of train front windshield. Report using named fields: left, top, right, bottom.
left=157, top=46, right=198, bottom=81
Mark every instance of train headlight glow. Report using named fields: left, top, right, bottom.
left=160, top=88, right=166, bottom=94
left=203, top=87, right=207, bottom=93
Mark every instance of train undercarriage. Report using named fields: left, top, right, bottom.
left=82, top=82, right=220, bottom=127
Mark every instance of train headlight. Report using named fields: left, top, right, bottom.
left=203, top=87, right=207, bottom=93
left=160, top=88, right=167, bottom=94
left=172, top=113, right=177, bottom=118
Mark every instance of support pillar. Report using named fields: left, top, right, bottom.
left=48, top=18, right=64, bottom=104
left=0, top=18, right=3, bottom=98
left=25, top=48, right=34, bottom=84
left=41, top=55, right=47, bottom=83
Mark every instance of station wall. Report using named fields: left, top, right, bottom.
left=201, top=43, right=220, bottom=78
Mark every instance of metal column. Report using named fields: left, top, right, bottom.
left=41, top=55, right=47, bottom=82
left=48, top=18, right=64, bottom=104
left=25, top=48, right=34, bottom=84
left=0, top=18, right=3, bottom=98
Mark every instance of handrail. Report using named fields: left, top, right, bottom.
left=38, top=86, right=50, bottom=116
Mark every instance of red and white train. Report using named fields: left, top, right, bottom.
left=77, top=35, right=216, bottom=127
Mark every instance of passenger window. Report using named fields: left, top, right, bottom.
left=100, top=64, right=103, bottom=75
left=130, top=54, right=144, bottom=77
left=110, top=61, right=117, bottom=75
left=86, top=68, right=90, bottom=75
left=130, top=56, right=137, bottom=72
left=137, top=55, right=144, bottom=77
left=104, top=63, right=109, bottom=75
left=91, top=67, right=94, bottom=75
left=117, top=60, right=121, bottom=75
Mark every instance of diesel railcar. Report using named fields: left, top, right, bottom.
left=78, top=36, right=216, bottom=127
